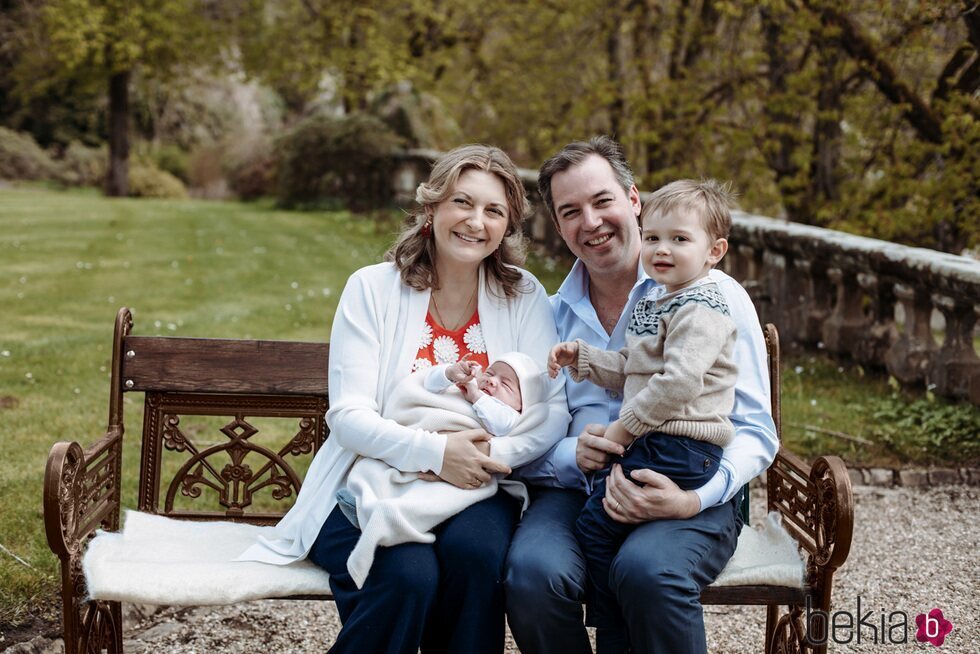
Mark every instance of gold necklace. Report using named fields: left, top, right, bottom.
left=431, top=284, right=478, bottom=331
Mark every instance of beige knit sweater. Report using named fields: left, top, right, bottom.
left=571, top=280, right=737, bottom=447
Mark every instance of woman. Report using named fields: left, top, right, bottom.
left=240, top=144, right=569, bottom=654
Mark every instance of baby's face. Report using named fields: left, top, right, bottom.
left=477, top=362, right=522, bottom=411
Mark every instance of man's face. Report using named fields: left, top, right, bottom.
left=549, top=155, right=642, bottom=278
left=477, top=362, right=522, bottom=411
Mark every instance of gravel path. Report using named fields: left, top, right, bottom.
left=12, top=485, right=978, bottom=653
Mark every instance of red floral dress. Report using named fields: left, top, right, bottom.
left=411, top=310, right=489, bottom=373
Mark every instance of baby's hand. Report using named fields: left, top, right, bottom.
left=446, top=356, right=481, bottom=384
left=458, top=379, right=482, bottom=404
left=548, top=341, right=579, bottom=378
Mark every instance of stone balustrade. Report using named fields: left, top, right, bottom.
left=392, top=149, right=980, bottom=404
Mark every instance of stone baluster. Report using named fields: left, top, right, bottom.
left=729, top=244, right=754, bottom=285
left=928, top=296, right=980, bottom=403
left=851, top=273, right=898, bottom=365
left=760, top=250, right=786, bottom=337
left=781, top=259, right=813, bottom=347
left=884, top=284, right=937, bottom=385
left=822, top=268, right=869, bottom=359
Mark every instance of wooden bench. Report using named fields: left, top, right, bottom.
left=44, top=307, right=853, bottom=654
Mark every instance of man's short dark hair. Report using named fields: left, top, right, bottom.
left=537, top=136, right=636, bottom=224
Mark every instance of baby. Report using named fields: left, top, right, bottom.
left=425, top=354, right=532, bottom=435
left=549, top=178, right=740, bottom=652
left=337, top=351, right=548, bottom=588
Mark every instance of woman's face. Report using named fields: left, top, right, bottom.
left=430, top=169, right=510, bottom=270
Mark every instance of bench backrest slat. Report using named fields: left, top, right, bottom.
left=121, top=336, right=329, bottom=396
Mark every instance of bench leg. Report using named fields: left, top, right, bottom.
left=768, top=604, right=808, bottom=654
left=64, top=597, right=123, bottom=654
left=765, top=604, right=779, bottom=653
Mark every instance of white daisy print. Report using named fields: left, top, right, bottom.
left=463, top=324, right=486, bottom=353
left=432, top=336, right=460, bottom=364
left=412, top=358, right=433, bottom=373
left=418, top=322, right=433, bottom=349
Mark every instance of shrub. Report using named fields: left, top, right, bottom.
left=224, top=135, right=277, bottom=200
left=129, top=163, right=189, bottom=199
left=150, top=144, right=190, bottom=183
left=0, top=127, right=59, bottom=181
left=59, top=141, right=107, bottom=187
left=186, top=144, right=229, bottom=198
left=274, top=112, right=404, bottom=210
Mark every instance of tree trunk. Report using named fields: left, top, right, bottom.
left=811, top=42, right=842, bottom=207
left=105, top=70, right=130, bottom=197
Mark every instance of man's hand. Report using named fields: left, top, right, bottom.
left=432, top=428, right=510, bottom=489
left=602, top=464, right=701, bottom=523
left=575, top=424, right=625, bottom=473
left=548, top=341, right=579, bottom=378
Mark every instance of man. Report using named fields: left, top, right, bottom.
left=506, top=136, right=778, bottom=654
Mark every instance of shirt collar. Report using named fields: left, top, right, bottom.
left=557, top=258, right=654, bottom=306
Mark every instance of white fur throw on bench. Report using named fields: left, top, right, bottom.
left=83, top=510, right=804, bottom=605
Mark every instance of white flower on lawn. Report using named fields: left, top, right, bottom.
left=418, top=322, right=433, bottom=349
left=462, top=324, right=486, bottom=353
left=432, top=336, right=460, bottom=364
left=412, top=358, right=433, bottom=373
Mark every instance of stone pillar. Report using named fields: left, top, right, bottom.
left=928, top=296, right=980, bottom=403
left=884, top=284, right=936, bottom=385
left=803, top=262, right=833, bottom=346
left=851, top=273, right=898, bottom=365
left=782, top=259, right=810, bottom=347
left=822, top=267, right=868, bottom=358
left=761, top=251, right=787, bottom=337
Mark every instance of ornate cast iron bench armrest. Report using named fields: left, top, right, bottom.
left=44, top=428, right=125, bottom=653
left=764, top=448, right=854, bottom=653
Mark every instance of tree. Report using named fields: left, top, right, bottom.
left=16, top=0, right=234, bottom=195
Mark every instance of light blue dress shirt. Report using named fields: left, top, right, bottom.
left=512, top=260, right=779, bottom=511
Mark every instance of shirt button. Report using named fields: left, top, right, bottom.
left=608, top=391, right=619, bottom=400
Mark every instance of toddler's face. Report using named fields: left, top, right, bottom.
left=477, top=362, right=522, bottom=411
left=640, top=208, right=726, bottom=293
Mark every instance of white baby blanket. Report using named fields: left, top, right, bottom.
left=345, top=370, right=549, bottom=588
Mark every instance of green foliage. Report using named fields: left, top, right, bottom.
left=867, top=392, right=980, bottom=464
left=224, top=135, right=277, bottom=201
left=145, top=144, right=189, bottom=183
left=128, top=162, right=188, bottom=199
left=0, top=127, right=59, bottom=181
left=58, top=140, right=107, bottom=186
left=274, top=112, right=404, bottom=210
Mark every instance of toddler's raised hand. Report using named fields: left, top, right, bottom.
left=548, top=341, right=579, bottom=378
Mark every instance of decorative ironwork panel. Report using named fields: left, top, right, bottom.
left=139, top=392, right=328, bottom=522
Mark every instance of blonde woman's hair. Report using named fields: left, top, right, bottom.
left=385, top=144, right=531, bottom=296
left=640, top=178, right=735, bottom=241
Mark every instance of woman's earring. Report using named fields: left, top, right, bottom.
left=421, top=219, right=432, bottom=238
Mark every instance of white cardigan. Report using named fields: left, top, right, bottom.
left=238, top=262, right=569, bottom=565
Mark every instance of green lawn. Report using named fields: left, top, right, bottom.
left=0, top=186, right=975, bottom=629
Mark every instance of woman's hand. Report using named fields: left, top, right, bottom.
left=548, top=341, right=579, bottom=378
left=423, top=428, right=511, bottom=489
